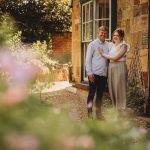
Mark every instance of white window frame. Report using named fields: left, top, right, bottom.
left=93, top=0, right=111, bottom=40
left=82, top=1, right=93, bottom=42
left=82, top=1, right=93, bottom=80
left=81, top=0, right=112, bottom=81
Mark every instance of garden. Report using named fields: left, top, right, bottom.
left=0, top=0, right=150, bottom=150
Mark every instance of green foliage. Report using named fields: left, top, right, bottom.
left=32, top=41, right=55, bottom=65
left=0, top=0, right=71, bottom=42
left=0, top=99, right=150, bottom=150
left=0, top=13, right=17, bottom=47
left=0, top=96, right=74, bottom=150
left=7, top=29, right=57, bottom=71
left=0, top=77, right=8, bottom=92
left=0, top=18, right=57, bottom=93
left=9, top=36, right=57, bottom=92
left=31, top=76, right=54, bottom=94
left=127, top=85, right=145, bottom=115
left=51, top=52, right=71, bottom=64
left=8, top=31, right=22, bottom=51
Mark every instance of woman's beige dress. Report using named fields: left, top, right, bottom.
left=108, top=42, right=129, bottom=109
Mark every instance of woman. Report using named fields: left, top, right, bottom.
left=99, top=28, right=130, bottom=110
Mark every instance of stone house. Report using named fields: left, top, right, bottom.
left=69, top=0, right=149, bottom=94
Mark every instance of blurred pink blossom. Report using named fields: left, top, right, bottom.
left=4, top=134, right=40, bottom=150
left=0, top=50, right=41, bottom=106
left=1, top=85, right=28, bottom=107
left=0, top=51, right=40, bottom=84
left=56, top=135, right=95, bottom=150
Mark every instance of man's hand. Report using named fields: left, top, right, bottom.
left=88, top=74, right=95, bottom=82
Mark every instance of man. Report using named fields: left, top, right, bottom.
left=86, top=26, right=109, bottom=120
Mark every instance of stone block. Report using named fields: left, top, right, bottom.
left=140, top=0, right=148, bottom=4
left=117, top=8, right=122, bottom=20
left=125, top=19, right=130, bottom=33
left=132, top=16, right=144, bottom=32
left=133, top=5, right=141, bottom=17
left=140, top=55, right=148, bottom=72
left=140, top=30, right=148, bottom=47
left=134, top=0, right=140, bottom=5
left=130, top=31, right=142, bottom=47
left=140, top=15, right=148, bottom=28
left=141, top=2, right=148, bottom=15
left=139, top=48, right=148, bottom=57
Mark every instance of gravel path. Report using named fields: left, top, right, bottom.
left=41, top=89, right=87, bottom=121
left=40, top=81, right=150, bottom=129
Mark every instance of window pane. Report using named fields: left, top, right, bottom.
left=89, top=22, right=93, bottom=40
left=82, top=24, right=86, bottom=41
left=86, top=4, right=90, bottom=22
left=82, top=1, right=93, bottom=42
left=83, top=5, right=85, bottom=23
left=81, top=1, right=93, bottom=80
left=83, top=42, right=89, bottom=79
left=104, top=0, right=109, bottom=18
left=94, top=0, right=110, bottom=40
left=90, top=2, right=93, bottom=20
left=95, top=0, right=109, bottom=19
left=85, top=23, right=89, bottom=40
left=85, top=22, right=93, bottom=41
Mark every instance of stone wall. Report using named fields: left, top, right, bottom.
left=117, top=0, right=148, bottom=86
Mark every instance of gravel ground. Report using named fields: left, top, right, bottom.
left=40, top=81, right=150, bottom=129
left=41, top=89, right=87, bottom=121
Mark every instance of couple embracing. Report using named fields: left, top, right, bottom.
left=86, top=26, right=130, bottom=120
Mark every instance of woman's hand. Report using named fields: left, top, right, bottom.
left=98, top=47, right=104, bottom=56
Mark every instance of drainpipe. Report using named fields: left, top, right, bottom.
left=146, top=0, right=150, bottom=115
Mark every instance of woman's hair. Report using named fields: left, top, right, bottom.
left=113, top=28, right=125, bottom=39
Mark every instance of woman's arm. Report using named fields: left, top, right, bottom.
left=101, top=44, right=127, bottom=61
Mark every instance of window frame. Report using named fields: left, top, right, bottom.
left=93, top=0, right=111, bottom=40
left=82, top=0, right=93, bottom=43
left=81, top=0, right=115, bottom=81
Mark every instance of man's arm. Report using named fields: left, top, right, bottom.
left=85, top=43, right=95, bottom=82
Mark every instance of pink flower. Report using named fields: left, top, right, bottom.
left=0, top=51, right=40, bottom=84
left=4, top=134, right=40, bottom=150
left=1, top=85, right=28, bottom=107
left=0, top=50, right=40, bottom=106
left=55, top=135, right=95, bottom=150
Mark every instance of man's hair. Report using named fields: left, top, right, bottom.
left=98, top=26, right=109, bottom=32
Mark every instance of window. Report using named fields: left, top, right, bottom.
left=81, top=0, right=112, bottom=81
left=82, top=1, right=93, bottom=42
left=94, top=0, right=111, bottom=39
left=82, top=1, right=93, bottom=80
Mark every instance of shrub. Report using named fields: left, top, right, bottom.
left=127, top=85, right=145, bottom=115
